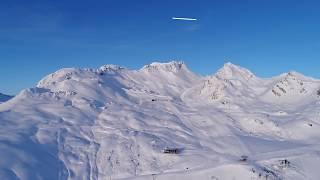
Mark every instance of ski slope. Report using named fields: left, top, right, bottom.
left=1, top=61, right=320, bottom=180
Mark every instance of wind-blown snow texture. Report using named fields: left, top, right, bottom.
left=1, top=61, right=320, bottom=180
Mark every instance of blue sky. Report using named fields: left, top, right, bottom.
left=1, top=0, right=320, bottom=94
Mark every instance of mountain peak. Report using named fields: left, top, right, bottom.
left=141, top=61, right=186, bottom=72
left=98, top=64, right=126, bottom=74
left=277, top=70, right=315, bottom=82
left=215, top=62, right=255, bottom=80
left=286, top=71, right=307, bottom=79
left=224, top=62, right=236, bottom=66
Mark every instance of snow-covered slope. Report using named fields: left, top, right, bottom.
left=0, top=93, right=13, bottom=104
left=1, top=61, right=320, bottom=180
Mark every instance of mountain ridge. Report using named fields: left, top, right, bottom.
left=1, top=61, right=320, bottom=180
left=0, top=93, right=13, bottom=103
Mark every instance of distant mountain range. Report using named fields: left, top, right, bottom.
left=0, top=93, right=13, bottom=103
left=1, top=61, right=320, bottom=180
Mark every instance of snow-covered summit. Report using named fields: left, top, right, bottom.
left=279, top=71, right=316, bottom=82
left=215, top=62, right=256, bottom=81
left=37, top=68, right=96, bottom=88
left=140, top=61, right=187, bottom=73
left=193, top=63, right=260, bottom=103
left=98, top=64, right=126, bottom=74
left=264, top=70, right=320, bottom=104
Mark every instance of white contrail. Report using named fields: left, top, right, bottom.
left=172, top=17, right=198, bottom=21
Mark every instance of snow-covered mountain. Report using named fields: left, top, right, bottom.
left=1, top=61, right=320, bottom=180
left=0, top=93, right=13, bottom=104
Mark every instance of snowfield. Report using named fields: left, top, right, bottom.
left=1, top=61, right=320, bottom=180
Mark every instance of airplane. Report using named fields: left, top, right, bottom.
left=172, top=17, right=198, bottom=21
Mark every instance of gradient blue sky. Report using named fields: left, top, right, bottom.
left=1, top=0, right=320, bottom=94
